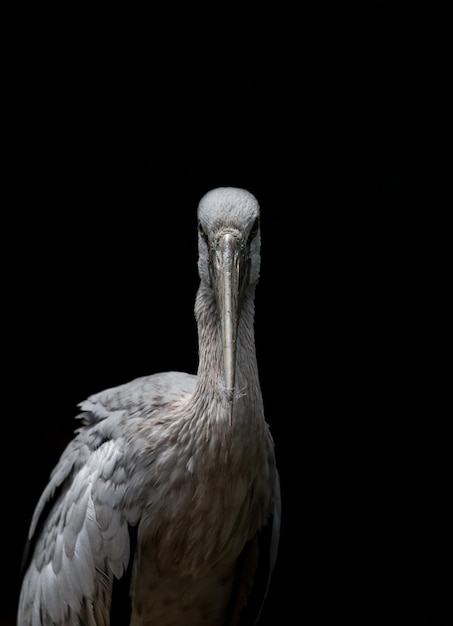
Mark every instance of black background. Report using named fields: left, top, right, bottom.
left=3, top=3, right=449, bottom=625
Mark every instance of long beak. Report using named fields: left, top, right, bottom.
left=213, top=233, right=245, bottom=403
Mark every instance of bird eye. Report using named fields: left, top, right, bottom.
left=248, top=217, right=260, bottom=244
left=198, top=221, right=207, bottom=241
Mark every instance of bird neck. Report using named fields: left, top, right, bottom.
left=193, top=283, right=263, bottom=423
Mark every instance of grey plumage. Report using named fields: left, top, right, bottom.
left=18, top=187, right=280, bottom=625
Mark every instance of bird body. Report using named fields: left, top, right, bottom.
left=18, top=187, right=280, bottom=625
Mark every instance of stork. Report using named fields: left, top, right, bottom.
left=17, top=186, right=281, bottom=625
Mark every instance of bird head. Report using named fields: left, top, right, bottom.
left=197, top=187, right=261, bottom=399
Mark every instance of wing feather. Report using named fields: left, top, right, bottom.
left=18, top=372, right=198, bottom=625
left=18, top=436, right=131, bottom=625
left=231, top=471, right=281, bottom=625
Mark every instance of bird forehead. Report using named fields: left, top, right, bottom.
left=197, top=186, right=260, bottom=231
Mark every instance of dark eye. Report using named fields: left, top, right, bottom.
left=248, top=217, right=260, bottom=244
left=198, top=221, right=207, bottom=241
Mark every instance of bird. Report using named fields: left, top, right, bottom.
left=17, top=186, right=281, bottom=626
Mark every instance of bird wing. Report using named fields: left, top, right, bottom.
left=230, top=470, right=281, bottom=625
left=18, top=437, right=129, bottom=625
left=17, top=371, right=196, bottom=626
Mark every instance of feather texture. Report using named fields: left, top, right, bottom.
left=18, top=188, right=280, bottom=625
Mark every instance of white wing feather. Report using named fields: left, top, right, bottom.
left=18, top=372, right=196, bottom=626
left=18, top=439, right=130, bottom=625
